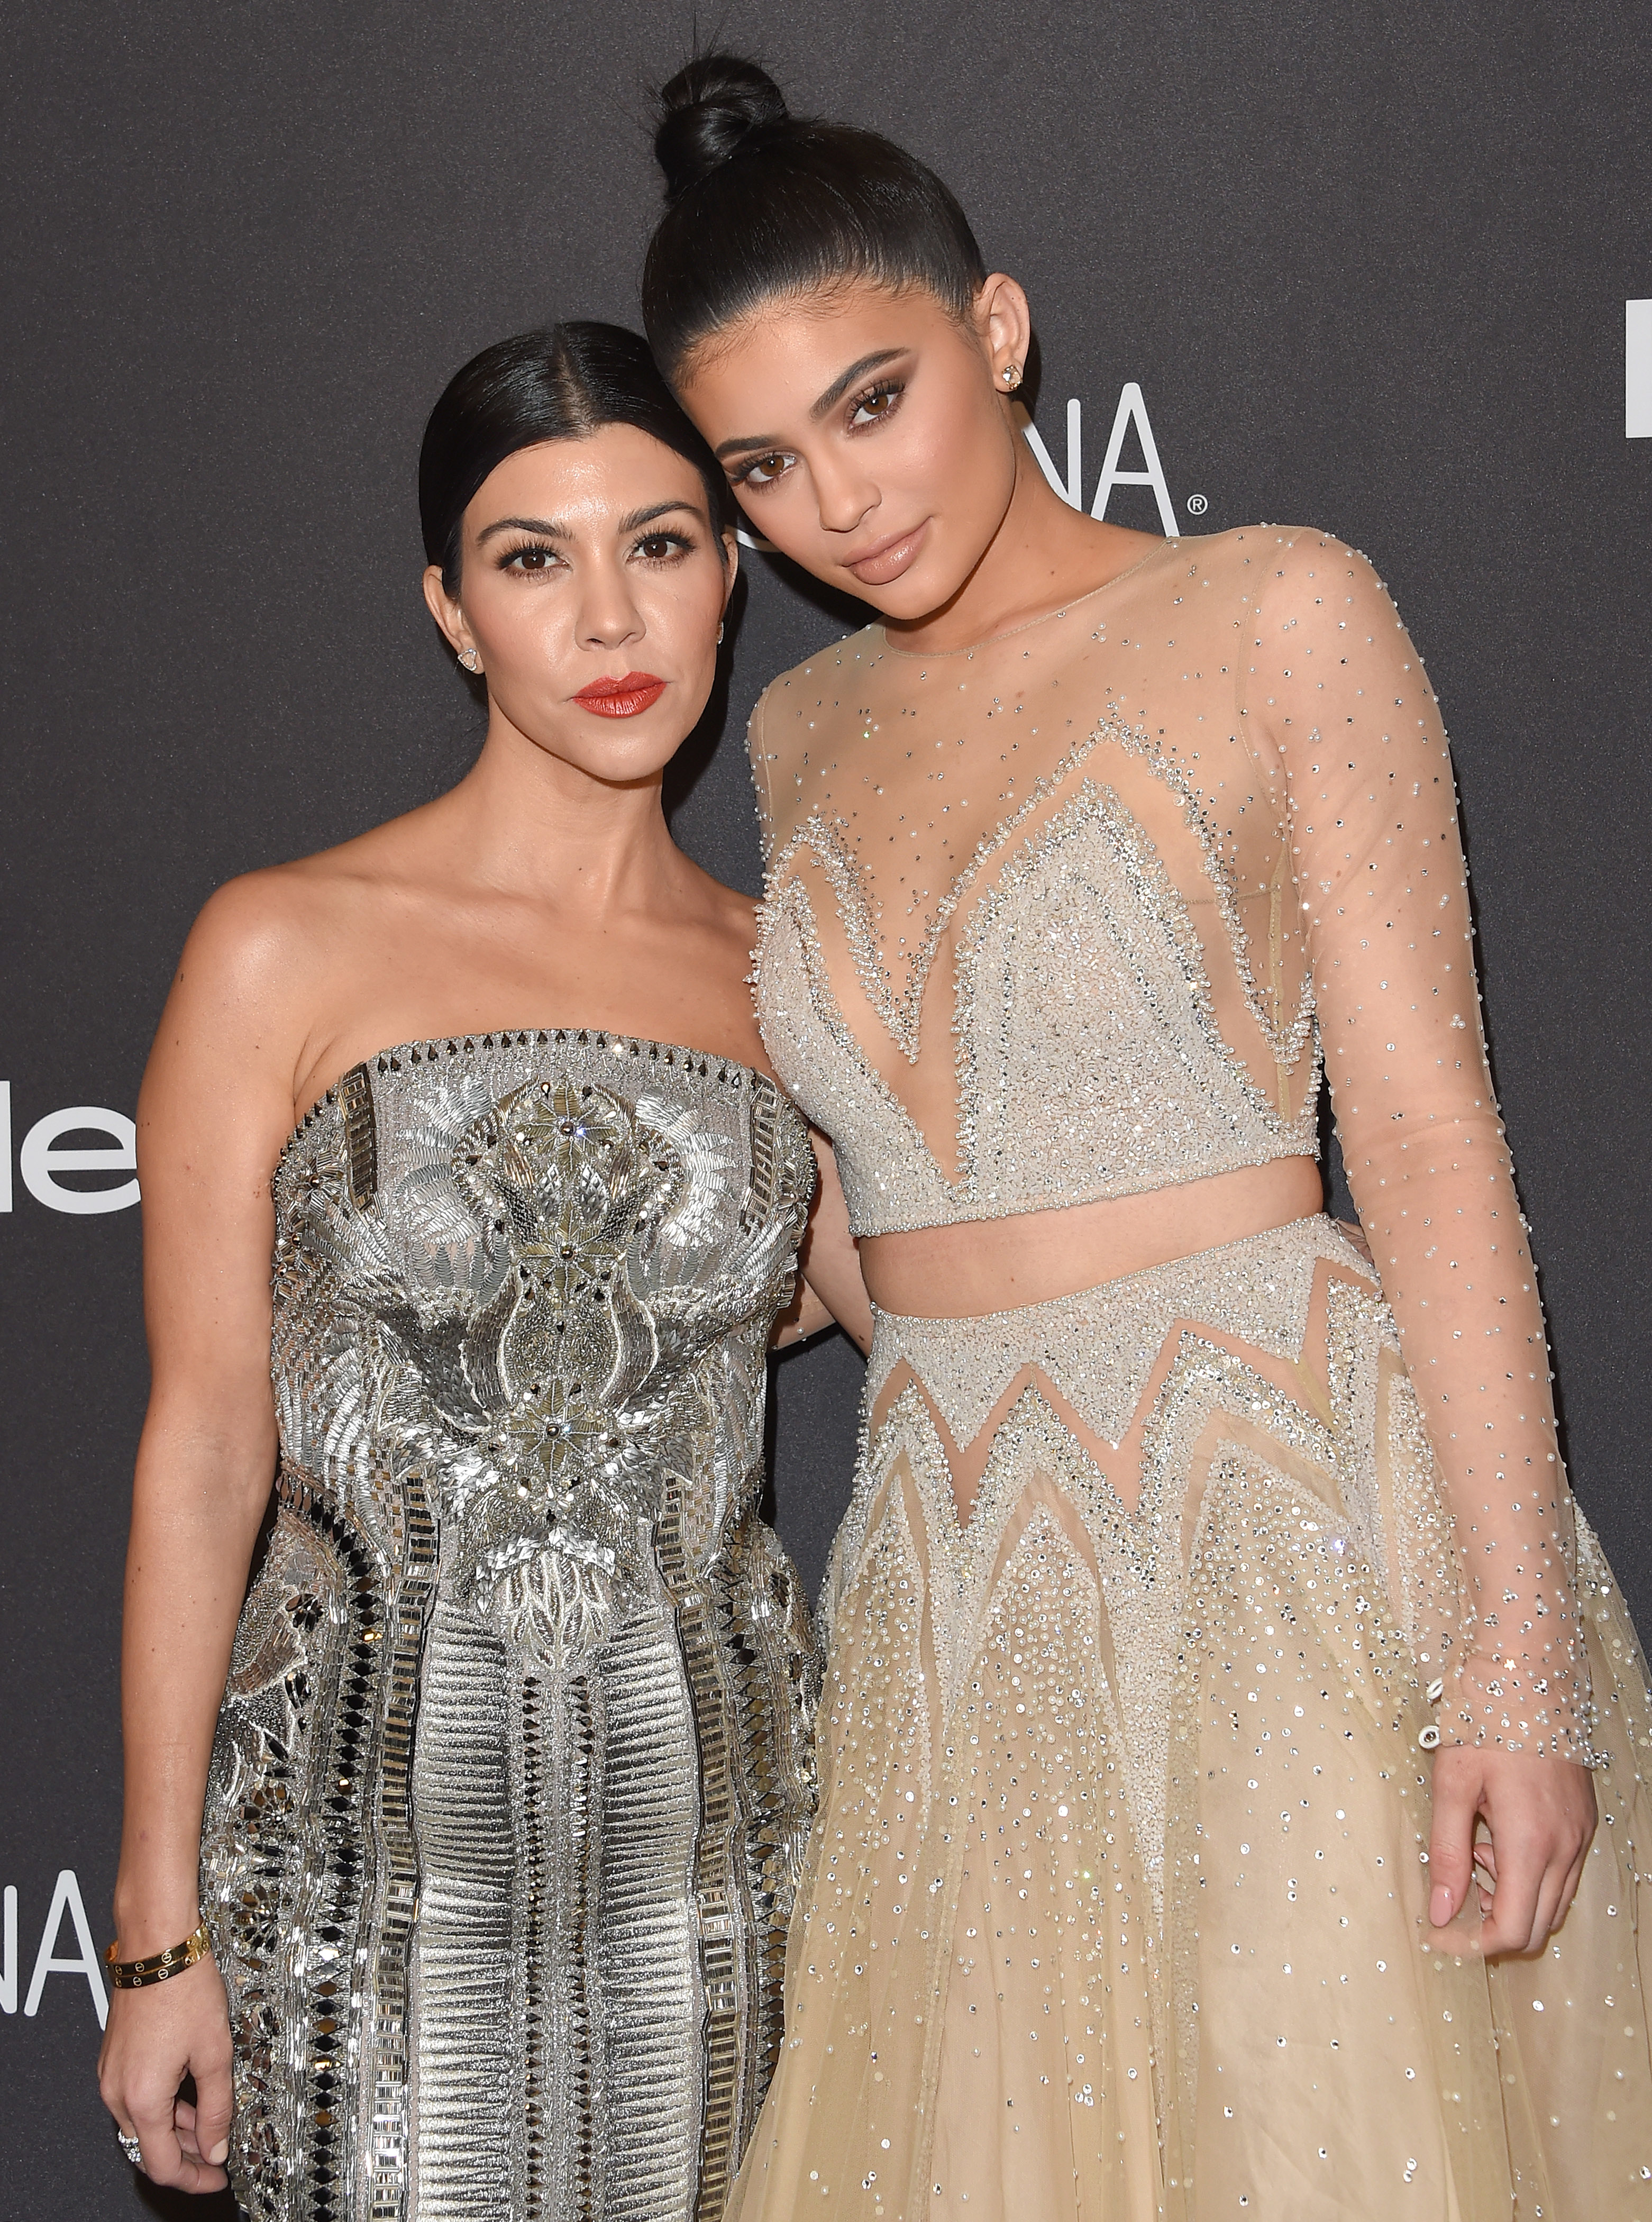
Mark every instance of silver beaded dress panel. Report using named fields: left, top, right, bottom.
left=198, top=1029, right=822, bottom=2222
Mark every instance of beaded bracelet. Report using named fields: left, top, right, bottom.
left=105, top=1920, right=212, bottom=1990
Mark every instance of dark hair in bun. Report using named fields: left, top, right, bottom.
left=419, top=321, right=730, bottom=596
left=653, top=53, right=788, bottom=204
left=643, top=54, right=987, bottom=380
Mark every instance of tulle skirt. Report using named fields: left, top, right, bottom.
left=727, top=1216, right=1652, bottom=2220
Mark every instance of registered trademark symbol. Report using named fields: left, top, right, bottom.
left=1186, top=493, right=1209, bottom=515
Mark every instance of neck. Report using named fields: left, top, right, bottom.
left=429, top=711, right=687, bottom=916
left=885, top=426, right=1155, bottom=655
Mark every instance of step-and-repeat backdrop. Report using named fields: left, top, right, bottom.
left=3, top=2, right=1647, bottom=2211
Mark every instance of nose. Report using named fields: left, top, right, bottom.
left=812, top=448, right=879, bottom=539
left=576, top=558, right=646, bottom=653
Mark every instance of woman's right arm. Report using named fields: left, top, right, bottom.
left=97, top=878, right=312, bottom=2192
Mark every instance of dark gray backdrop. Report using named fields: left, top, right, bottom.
left=3, top=3, right=1648, bottom=2214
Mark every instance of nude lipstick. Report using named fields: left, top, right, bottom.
left=573, top=672, right=667, bottom=717
left=843, top=520, right=930, bottom=587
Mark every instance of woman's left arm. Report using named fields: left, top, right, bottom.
left=772, top=1131, right=874, bottom=1355
left=1249, top=531, right=1596, bottom=1955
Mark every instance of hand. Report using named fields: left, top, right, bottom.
left=97, top=1952, right=234, bottom=2192
left=1426, top=1740, right=1596, bottom=1956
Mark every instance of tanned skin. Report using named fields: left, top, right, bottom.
left=97, top=421, right=872, bottom=2193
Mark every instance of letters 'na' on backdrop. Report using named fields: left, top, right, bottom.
left=2, top=2, right=1647, bottom=2210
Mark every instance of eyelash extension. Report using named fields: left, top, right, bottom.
left=846, top=376, right=905, bottom=429
left=730, top=375, right=910, bottom=492
left=630, top=529, right=696, bottom=560
left=493, top=529, right=697, bottom=572
left=495, top=538, right=561, bottom=572
left=729, top=452, right=789, bottom=491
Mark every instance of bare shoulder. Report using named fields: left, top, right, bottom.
left=139, top=863, right=330, bottom=1178
left=163, top=825, right=412, bottom=1087
left=178, top=862, right=328, bottom=1010
left=179, top=804, right=440, bottom=998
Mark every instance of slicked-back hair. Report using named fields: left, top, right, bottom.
left=418, top=321, right=732, bottom=595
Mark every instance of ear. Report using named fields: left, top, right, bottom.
left=422, top=563, right=474, bottom=660
left=720, top=529, right=741, bottom=608
left=974, top=272, right=1033, bottom=391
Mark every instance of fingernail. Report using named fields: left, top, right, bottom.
left=209, top=2141, right=229, bottom=2165
left=1430, top=1884, right=1453, bottom=1928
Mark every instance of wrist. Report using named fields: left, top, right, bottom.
left=1438, top=1652, right=1601, bottom=1767
left=106, top=1917, right=213, bottom=1990
left=112, top=1872, right=203, bottom=1959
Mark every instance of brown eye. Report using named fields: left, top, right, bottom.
left=741, top=450, right=792, bottom=488
left=848, top=380, right=905, bottom=429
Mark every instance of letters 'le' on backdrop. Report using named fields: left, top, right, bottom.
left=3, top=3, right=1648, bottom=2211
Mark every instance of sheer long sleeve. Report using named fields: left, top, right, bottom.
left=746, top=688, right=778, bottom=860
left=1245, top=534, right=1594, bottom=1763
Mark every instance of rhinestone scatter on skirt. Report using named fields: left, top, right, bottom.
left=199, top=1030, right=822, bottom=2222
left=722, top=1218, right=1652, bottom=2221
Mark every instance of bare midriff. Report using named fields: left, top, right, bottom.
left=858, top=1154, right=1327, bottom=1321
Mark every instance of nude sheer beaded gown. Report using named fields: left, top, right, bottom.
left=729, top=528, right=1652, bottom=2219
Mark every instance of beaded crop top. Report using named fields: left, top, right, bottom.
left=755, top=531, right=1332, bottom=1244
left=748, top=527, right=1591, bottom=1757
left=751, top=533, right=1325, bottom=1239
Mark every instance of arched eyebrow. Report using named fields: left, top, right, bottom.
left=474, top=498, right=705, bottom=545
left=616, top=498, right=707, bottom=533
left=713, top=348, right=909, bottom=460
left=476, top=514, right=568, bottom=545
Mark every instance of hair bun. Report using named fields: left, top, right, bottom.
left=653, top=53, right=790, bottom=204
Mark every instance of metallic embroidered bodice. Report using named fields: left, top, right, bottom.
left=269, top=1030, right=812, bottom=1659
left=200, top=1028, right=820, bottom=2222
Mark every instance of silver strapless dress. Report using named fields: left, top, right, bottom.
left=199, top=1029, right=822, bottom=2222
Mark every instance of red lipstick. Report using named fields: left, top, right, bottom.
left=573, top=671, right=667, bottom=717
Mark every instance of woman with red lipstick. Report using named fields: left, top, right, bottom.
left=98, top=321, right=856, bottom=2220
left=637, top=54, right=1652, bottom=2220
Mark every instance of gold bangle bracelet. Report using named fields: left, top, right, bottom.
left=104, top=1920, right=212, bottom=1990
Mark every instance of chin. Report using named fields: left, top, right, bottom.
left=595, top=734, right=682, bottom=778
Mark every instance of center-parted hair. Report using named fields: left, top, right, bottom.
left=419, top=321, right=732, bottom=596
left=641, top=56, right=987, bottom=382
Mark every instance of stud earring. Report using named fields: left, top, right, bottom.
left=717, top=622, right=725, bottom=644
left=1002, top=363, right=1023, bottom=391
left=458, top=648, right=480, bottom=673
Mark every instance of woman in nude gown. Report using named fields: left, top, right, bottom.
left=96, top=321, right=822, bottom=2219
left=636, top=53, right=1652, bottom=2218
